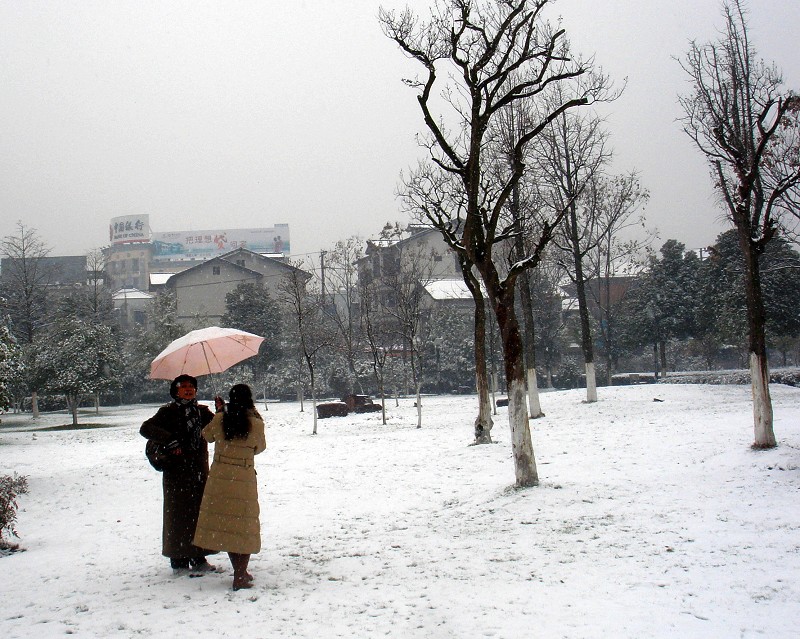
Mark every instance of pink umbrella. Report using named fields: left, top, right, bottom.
left=150, top=326, right=265, bottom=380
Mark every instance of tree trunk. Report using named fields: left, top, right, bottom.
left=584, top=362, right=597, bottom=403
left=309, top=366, right=317, bottom=435
left=574, top=273, right=597, bottom=403
left=512, top=179, right=543, bottom=419
left=473, top=297, right=494, bottom=443
left=518, top=272, right=543, bottom=418
left=570, top=206, right=597, bottom=403
left=740, top=238, right=776, bottom=448
left=415, top=384, right=422, bottom=429
left=526, top=369, right=543, bottom=416
left=31, top=390, right=39, bottom=418
left=67, top=393, right=79, bottom=426
left=496, top=295, right=538, bottom=487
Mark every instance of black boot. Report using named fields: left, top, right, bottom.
left=171, top=558, right=190, bottom=574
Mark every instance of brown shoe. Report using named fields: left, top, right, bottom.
left=232, top=577, right=253, bottom=591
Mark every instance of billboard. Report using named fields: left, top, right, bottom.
left=110, top=215, right=150, bottom=244
left=151, top=224, right=290, bottom=260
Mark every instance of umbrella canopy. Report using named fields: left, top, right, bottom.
left=150, top=326, right=265, bottom=380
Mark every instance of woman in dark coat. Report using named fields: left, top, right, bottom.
left=140, top=374, right=220, bottom=573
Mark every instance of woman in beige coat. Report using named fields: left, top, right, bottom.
left=193, top=383, right=266, bottom=590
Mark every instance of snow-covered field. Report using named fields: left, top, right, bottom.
left=1, top=383, right=798, bottom=638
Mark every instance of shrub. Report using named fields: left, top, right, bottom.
left=0, top=473, right=29, bottom=546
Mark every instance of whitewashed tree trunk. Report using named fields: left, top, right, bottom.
left=311, top=384, right=318, bottom=435
left=94, top=391, right=100, bottom=414
left=416, top=385, right=422, bottom=429
left=32, top=390, right=39, bottom=418
left=585, top=362, right=598, bottom=403
left=474, top=374, right=494, bottom=444
left=527, top=367, right=543, bottom=418
left=508, top=378, right=538, bottom=486
left=750, top=352, right=775, bottom=447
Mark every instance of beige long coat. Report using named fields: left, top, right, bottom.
left=192, top=409, right=266, bottom=554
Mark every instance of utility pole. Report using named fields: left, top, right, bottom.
left=320, top=250, right=327, bottom=301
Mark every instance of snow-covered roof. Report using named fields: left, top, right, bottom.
left=423, top=278, right=474, bottom=301
left=149, top=273, right=173, bottom=285
left=112, top=288, right=153, bottom=301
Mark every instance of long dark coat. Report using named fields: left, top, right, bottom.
left=140, top=401, right=215, bottom=559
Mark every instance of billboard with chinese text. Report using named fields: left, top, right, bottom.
left=110, top=215, right=150, bottom=244
left=151, top=224, right=290, bottom=259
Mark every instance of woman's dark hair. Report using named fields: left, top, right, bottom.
left=222, top=383, right=255, bottom=440
left=170, top=374, right=198, bottom=399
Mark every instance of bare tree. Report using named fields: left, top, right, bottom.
left=325, top=237, right=367, bottom=395
left=379, top=227, right=440, bottom=429
left=526, top=249, right=567, bottom=387
left=532, top=97, right=611, bottom=403
left=381, top=0, right=611, bottom=486
left=583, top=173, right=651, bottom=385
left=489, top=94, right=545, bottom=419
left=678, top=0, right=800, bottom=448
left=359, top=273, right=393, bottom=425
left=279, top=262, right=332, bottom=435
left=399, top=166, right=495, bottom=442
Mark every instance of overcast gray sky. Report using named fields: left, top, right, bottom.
left=1, top=0, right=798, bottom=261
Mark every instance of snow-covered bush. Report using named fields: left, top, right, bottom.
left=0, top=473, right=29, bottom=549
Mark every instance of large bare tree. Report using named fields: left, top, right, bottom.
left=399, top=165, right=495, bottom=442
left=381, top=0, right=610, bottom=486
left=678, top=0, right=800, bottom=448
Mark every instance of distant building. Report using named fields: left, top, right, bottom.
left=164, top=247, right=310, bottom=328
left=0, top=255, right=92, bottom=292
left=103, top=214, right=291, bottom=292
left=112, top=288, right=154, bottom=330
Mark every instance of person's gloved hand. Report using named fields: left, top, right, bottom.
left=164, top=440, right=182, bottom=455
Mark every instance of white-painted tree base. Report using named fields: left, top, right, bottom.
left=585, top=362, right=598, bottom=403
left=750, top=352, right=776, bottom=447
left=527, top=368, right=543, bottom=418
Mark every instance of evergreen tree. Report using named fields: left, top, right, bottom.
left=38, top=318, right=121, bottom=425
left=221, top=281, right=284, bottom=400
left=0, top=320, right=24, bottom=413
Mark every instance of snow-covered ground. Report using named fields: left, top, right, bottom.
left=1, top=383, right=798, bottom=638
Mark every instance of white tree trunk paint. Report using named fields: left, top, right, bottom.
left=585, top=362, right=598, bottom=403
left=750, top=352, right=775, bottom=447
left=508, top=378, right=538, bottom=486
left=491, top=373, right=497, bottom=415
left=527, top=368, right=543, bottom=418
left=416, top=386, right=422, bottom=429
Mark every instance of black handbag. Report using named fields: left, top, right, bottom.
left=145, top=440, right=172, bottom=472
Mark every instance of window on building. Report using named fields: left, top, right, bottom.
left=133, top=310, right=146, bottom=325
left=131, top=258, right=139, bottom=272
left=213, top=266, right=221, bottom=275
left=434, top=255, right=443, bottom=262
left=236, top=259, right=246, bottom=267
